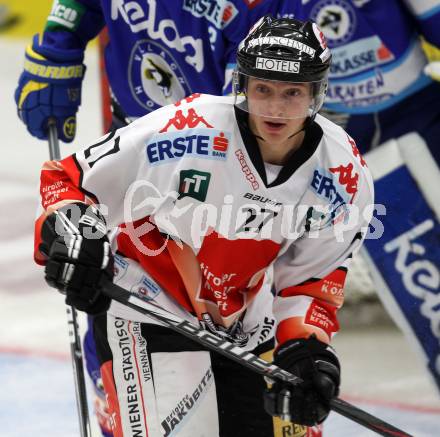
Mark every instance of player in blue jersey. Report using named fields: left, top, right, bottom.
left=14, top=1, right=275, bottom=435
left=14, top=0, right=268, bottom=140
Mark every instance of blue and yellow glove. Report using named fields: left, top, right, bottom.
left=14, top=34, right=86, bottom=142
left=422, top=38, right=440, bottom=82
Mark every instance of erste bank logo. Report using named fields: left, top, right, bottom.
left=310, top=166, right=351, bottom=212
left=146, top=128, right=230, bottom=165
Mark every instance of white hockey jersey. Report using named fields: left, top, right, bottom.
left=36, top=94, right=374, bottom=350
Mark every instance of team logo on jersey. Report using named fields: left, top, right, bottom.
left=146, top=128, right=230, bottom=165
left=178, top=169, right=211, bottom=202
left=310, top=167, right=352, bottom=212
left=160, top=108, right=213, bottom=132
left=182, top=0, right=238, bottom=29
left=130, top=274, right=162, bottom=301
left=63, top=116, right=76, bottom=140
left=129, top=40, right=192, bottom=112
left=113, top=0, right=204, bottom=72
left=113, top=254, right=129, bottom=281
left=330, top=36, right=394, bottom=78
left=235, top=149, right=259, bottom=190
left=329, top=162, right=359, bottom=202
left=310, top=0, right=357, bottom=47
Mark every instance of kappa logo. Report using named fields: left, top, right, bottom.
left=235, top=149, right=259, bottom=190
left=329, top=162, right=359, bottom=202
left=160, top=108, right=213, bottom=132
left=178, top=169, right=211, bottom=202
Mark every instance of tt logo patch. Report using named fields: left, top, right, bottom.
left=178, top=169, right=211, bottom=201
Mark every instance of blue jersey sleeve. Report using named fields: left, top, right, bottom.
left=40, top=0, right=105, bottom=56
left=221, top=0, right=293, bottom=94
left=404, top=0, right=440, bottom=47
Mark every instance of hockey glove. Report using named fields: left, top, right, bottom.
left=40, top=202, right=113, bottom=314
left=14, top=34, right=85, bottom=142
left=422, top=38, right=440, bottom=82
left=264, top=335, right=340, bottom=426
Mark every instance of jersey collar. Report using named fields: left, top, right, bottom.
left=234, top=107, right=323, bottom=188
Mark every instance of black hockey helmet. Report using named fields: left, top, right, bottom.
left=234, top=15, right=332, bottom=119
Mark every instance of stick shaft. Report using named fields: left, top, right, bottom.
left=104, top=281, right=413, bottom=437
left=47, top=121, right=91, bottom=437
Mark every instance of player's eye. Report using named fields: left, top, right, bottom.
left=285, top=88, right=302, bottom=97
left=255, top=84, right=271, bottom=94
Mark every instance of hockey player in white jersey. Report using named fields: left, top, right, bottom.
left=35, top=16, right=373, bottom=436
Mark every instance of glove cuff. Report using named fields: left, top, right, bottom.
left=25, top=34, right=85, bottom=84
left=32, top=33, right=85, bottom=63
left=275, top=335, right=340, bottom=371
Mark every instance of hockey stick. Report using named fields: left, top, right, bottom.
left=103, top=280, right=413, bottom=437
left=47, top=119, right=92, bottom=437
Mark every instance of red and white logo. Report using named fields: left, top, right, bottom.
left=213, top=132, right=229, bottom=152
left=235, top=149, right=259, bottom=190
left=329, top=162, right=359, bottom=202
left=160, top=108, right=213, bottom=132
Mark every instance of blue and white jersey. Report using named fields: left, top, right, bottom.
left=42, top=0, right=267, bottom=118
left=257, top=0, right=440, bottom=114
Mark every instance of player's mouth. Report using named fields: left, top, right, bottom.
left=263, top=120, right=287, bottom=133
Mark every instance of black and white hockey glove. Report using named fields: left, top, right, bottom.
left=264, top=335, right=340, bottom=426
left=40, top=202, right=113, bottom=314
